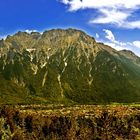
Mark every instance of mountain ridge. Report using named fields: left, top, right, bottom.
left=0, top=28, right=140, bottom=104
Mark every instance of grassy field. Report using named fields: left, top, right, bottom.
left=0, top=105, right=140, bottom=139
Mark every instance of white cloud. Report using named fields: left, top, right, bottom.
left=90, top=9, right=132, bottom=27
left=103, top=42, right=126, bottom=50
left=61, top=0, right=140, bottom=10
left=61, top=0, right=69, bottom=4
left=25, top=29, right=38, bottom=34
left=95, top=33, right=99, bottom=39
left=102, top=29, right=131, bottom=51
left=124, top=21, right=140, bottom=29
left=133, top=41, right=140, bottom=48
left=60, top=0, right=140, bottom=29
left=100, top=29, right=140, bottom=56
left=103, top=29, right=115, bottom=42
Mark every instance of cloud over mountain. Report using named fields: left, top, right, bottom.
left=95, top=29, right=140, bottom=55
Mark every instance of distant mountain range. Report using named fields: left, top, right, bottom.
left=0, top=28, right=140, bottom=104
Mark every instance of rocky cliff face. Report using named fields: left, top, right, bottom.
left=0, top=28, right=140, bottom=104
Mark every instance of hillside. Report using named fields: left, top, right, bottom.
left=0, top=28, right=140, bottom=104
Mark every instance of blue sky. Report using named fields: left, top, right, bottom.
left=1, top=0, right=140, bottom=56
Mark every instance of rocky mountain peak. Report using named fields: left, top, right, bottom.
left=0, top=28, right=140, bottom=104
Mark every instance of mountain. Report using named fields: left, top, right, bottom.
left=0, top=28, right=140, bottom=104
